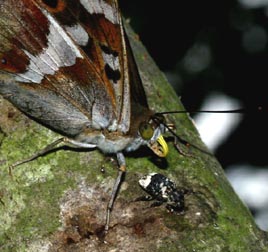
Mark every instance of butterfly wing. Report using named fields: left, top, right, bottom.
left=0, top=0, right=139, bottom=137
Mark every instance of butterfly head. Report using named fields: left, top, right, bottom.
left=138, top=114, right=168, bottom=157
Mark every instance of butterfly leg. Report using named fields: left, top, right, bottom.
left=9, top=137, right=65, bottom=174
left=174, top=136, right=192, bottom=157
left=105, top=152, right=126, bottom=233
left=163, top=122, right=192, bottom=157
left=9, top=137, right=98, bottom=175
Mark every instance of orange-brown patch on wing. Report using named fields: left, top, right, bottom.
left=0, top=48, right=29, bottom=73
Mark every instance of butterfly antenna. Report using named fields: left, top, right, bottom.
left=156, top=106, right=265, bottom=115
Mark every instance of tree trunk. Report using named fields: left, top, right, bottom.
left=0, top=21, right=267, bottom=252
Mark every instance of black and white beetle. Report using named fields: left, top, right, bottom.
left=137, top=173, right=187, bottom=213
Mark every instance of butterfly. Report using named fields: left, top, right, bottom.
left=0, top=0, right=170, bottom=233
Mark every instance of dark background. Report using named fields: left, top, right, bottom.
left=120, top=0, right=268, bottom=168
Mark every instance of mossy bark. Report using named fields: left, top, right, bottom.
left=0, top=21, right=267, bottom=252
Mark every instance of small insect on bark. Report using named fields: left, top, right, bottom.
left=137, top=173, right=188, bottom=213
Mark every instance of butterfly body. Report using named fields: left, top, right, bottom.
left=0, top=0, right=167, bottom=150
left=69, top=107, right=159, bottom=154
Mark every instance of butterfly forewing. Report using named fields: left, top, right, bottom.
left=0, top=0, right=135, bottom=136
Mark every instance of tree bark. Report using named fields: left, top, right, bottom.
left=0, top=21, right=267, bottom=252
